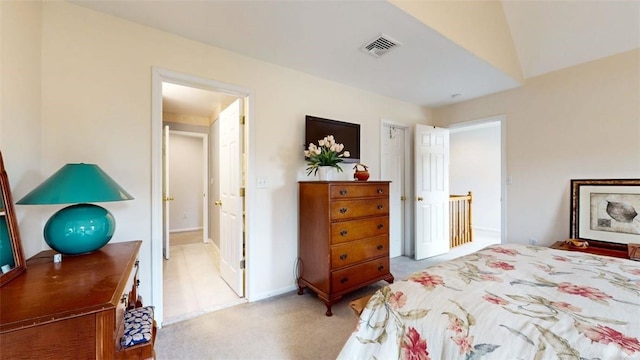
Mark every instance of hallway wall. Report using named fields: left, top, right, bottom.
left=169, top=133, right=204, bottom=232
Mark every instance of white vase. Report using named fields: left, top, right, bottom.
left=317, top=166, right=334, bottom=181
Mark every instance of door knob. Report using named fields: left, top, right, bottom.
left=417, top=196, right=423, bottom=201
left=400, top=195, right=406, bottom=201
left=163, top=196, right=175, bottom=201
left=214, top=200, right=222, bottom=206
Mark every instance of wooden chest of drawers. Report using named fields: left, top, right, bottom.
left=297, top=181, right=394, bottom=316
left=0, top=241, right=153, bottom=359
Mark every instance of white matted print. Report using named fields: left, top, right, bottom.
left=573, top=180, right=640, bottom=244
left=590, top=192, right=640, bottom=235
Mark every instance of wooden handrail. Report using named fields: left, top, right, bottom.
left=449, top=191, right=473, bottom=248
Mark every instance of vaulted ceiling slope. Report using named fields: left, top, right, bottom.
left=71, top=1, right=640, bottom=108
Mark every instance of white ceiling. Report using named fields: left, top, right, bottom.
left=72, top=0, right=640, bottom=116
left=162, top=83, right=237, bottom=120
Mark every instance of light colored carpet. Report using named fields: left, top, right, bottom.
left=155, top=233, right=501, bottom=359
left=155, top=285, right=379, bottom=360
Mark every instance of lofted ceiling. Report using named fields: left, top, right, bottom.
left=72, top=0, right=640, bottom=118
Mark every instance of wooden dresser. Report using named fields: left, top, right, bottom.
left=297, top=181, right=394, bottom=316
left=0, top=241, right=152, bottom=359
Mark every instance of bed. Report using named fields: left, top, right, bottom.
left=338, top=244, right=640, bottom=359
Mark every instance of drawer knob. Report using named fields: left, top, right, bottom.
left=340, top=277, right=348, bottom=284
left=340, top=254, right=348, bottom=260
left=377, top=205, right=384, bottom=210
left=135, top=260, right=139, bottom=267
left=377, top=245, right=384, bottom=250
left=339, top=189, right=347, bottom=196
left=377, top=224, right=384, bottom=229
left=339, top=208, right=348, bottom=214
left=136, top=279, right=140, bottom=287
left=378, top=265, right=384, bottom=271
left=120, top=293, right=128, bottom=304
left=377, top=188, right=384, bottom=194
left=340, top=230, right=348, bottom=236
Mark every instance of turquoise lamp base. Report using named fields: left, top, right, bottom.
left=44, top=203, right=115, bottom=255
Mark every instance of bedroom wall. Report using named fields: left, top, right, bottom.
left=0, top=1, right=44, bottom=258
left=36, top=2, right=431, bottom=306
left=434, top=49, right=640, bottom=246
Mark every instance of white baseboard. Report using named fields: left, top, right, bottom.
left=250, top=285, right=298, bottom=303
left=473, top=226, right=500, bottom=235
left=169, top=227, right=203, bottom=233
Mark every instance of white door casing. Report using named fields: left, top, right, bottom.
left=163, top=125, right=171, bottom=260
left=219, top=98, right=244, bottom=297
left=152, top=68, right=252, bottom=326
left=415, top=125, right=450, bottom=260
left=381, top=123, right=406, bottom=258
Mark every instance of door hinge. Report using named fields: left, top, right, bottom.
left=240, top=259, right=245, bottom=269
left=240, top=187, right=245, bottom=197
left=240, top=115, right=245, bottom=125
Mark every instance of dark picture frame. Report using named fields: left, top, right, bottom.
left=0, top=151, right=27, bottom=286
left=570, top=179, right=640, bottom=245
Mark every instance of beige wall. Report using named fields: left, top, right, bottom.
left=0, top=1, right=44, bottom=258
left=390, top=0, right=522, bottom=83
left=31, top=2, right=431, bottom=307
left=434, top=49, right=640, bottom=245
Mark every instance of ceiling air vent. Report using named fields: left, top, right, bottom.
left=361, top=34, right=402, bottom=58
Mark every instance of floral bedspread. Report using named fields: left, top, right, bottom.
left=338, top=244, right=640, bottom=360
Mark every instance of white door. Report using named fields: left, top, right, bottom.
left=415, top=125, right=450, bottom=260
left=218, top=98, right=244, bottom=297
left=162, top=125, right=171, bottom=260
left=381, top=124, right=406, bottom=258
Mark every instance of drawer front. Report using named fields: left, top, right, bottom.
left=330, top=184, right=388, bottom=199
left=331, top=216, right=388, bottom=245
left=331, top=235, right=389, bottom=269
left=330, top=198, right=389, bottom=220
left=331, top=257, right=390, bottom=293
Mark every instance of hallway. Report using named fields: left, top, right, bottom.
left=163, top=231, right=246, bottom=325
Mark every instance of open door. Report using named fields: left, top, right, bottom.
left=217, top=98, right=244, bottom=297
left=162, top=125, right=172, bottom=260
left=415, top=125, right=450, bottom=260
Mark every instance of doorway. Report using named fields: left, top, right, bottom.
left=449, top=116, right=505, bottom=247
left=162, top=130, right=244, bottom=324
left=380, top=120, right=411, bottom=257
left=380, top=116, right=505, bottom=259
left=151, top=68, right=251, bottom=326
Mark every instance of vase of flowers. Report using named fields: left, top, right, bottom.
left=304, top=135, right=350, bottom=180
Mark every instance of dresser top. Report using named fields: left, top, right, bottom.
left=298, top=181, right=391, bottom=184
left=0, top=241, right=141, bottom=333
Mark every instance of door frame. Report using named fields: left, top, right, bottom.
left=167, top=130, right=209, bottom=243
left=151, top=67, right=254, bottom=326
left=379, top=119, right=413, bottom=256
left=448, top=115, right=507, bottom=244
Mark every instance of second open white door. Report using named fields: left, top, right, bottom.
left=414, top=125, right=450, bottom=260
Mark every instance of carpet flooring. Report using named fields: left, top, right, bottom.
left=155, top=233, right=500, bottom=359
left=155, top=286, right=375, bottom=360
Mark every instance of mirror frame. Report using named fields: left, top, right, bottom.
left=0, top=151, right=26, bottom=286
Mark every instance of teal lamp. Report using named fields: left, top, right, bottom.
left=17, top=163, right=134, bottom=255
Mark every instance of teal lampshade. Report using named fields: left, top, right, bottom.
left=17, top=163, right=134, bottom=255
